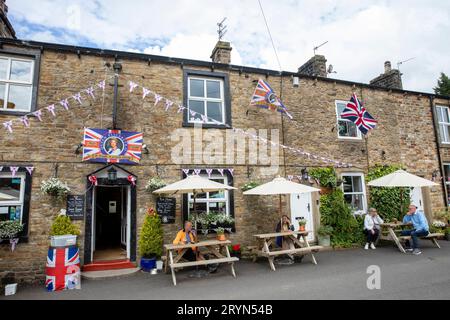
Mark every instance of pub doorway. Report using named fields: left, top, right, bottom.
left=93, top=186, right=127, bottom=261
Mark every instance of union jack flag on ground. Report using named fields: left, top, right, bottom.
left=250, top=79, right=293, bottom=119
left=341, top=93, right=377, bottom=135
left=45, top=246, right=80, bottom=292
left=82, top=128, right=144, bottom=165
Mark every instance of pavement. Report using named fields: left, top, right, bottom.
left=2, top=241, right=450, bottom=300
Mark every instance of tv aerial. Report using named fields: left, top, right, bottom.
left=397, top=57, right=416, bottom=72
left=217, top=17, right=228, bottom=41
left=313, top=40, right=328, bottom=55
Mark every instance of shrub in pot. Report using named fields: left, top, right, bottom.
left=317, top=225, right=333, bottom=247
left=49, top=212, right=80, bottom=246
left=296, top=217, right=307, bottom=231
left=139, top=208, right=163, bottom=272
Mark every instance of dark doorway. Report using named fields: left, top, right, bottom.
left=94, top=186, right=127, bottom=261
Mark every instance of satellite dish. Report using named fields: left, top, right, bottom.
left=327, top=64, right=337, bottom=74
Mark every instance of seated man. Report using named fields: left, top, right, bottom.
left=173, top=221, right=199, bottom=261
left=401, top=204, right=430, bottom=255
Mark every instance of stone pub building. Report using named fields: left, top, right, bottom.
left=1, top=1, right=450, bottom=286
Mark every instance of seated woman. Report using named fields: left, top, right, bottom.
left=173, top=221, right=203, bottom=261
left=363, top=208, right=384, bottom=250
left=275, top=215, right=295, bottom=260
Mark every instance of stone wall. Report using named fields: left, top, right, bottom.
left=0, top=44, right=446, bottom=286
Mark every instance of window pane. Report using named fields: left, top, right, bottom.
left=0, top=206, right=21, bottom=221
left=0, top=177, right=22, bottom=203
left=189, top=79, right=204, bottom=97
left=189, top=202, right=207, bottom=214
left=352, top=176, right=362, bottom=193
left=188, top=100, right=205, bottom=122
left=0, top=83, right=5, bottom=109
left=208, top=202, right=227, bottom=215
left=0, top=58, right=8, bottom=80
left=206, top=80, right=221, bottom=98
left=10, top=60, right=33, bottom=82
left=445, top=165, right=450, bottom=182
left=437, top=107, right=444, bottom=122
left=443, top=108, right=450, bottom=123
left=344, top=194, right=364, bottom=211
left=443, top=125, right=450, bottom=143
left=207, top=101, right=223, bottom=123
left=336, top=103, right=346, bottom=117
left=342, top=176, right=353, bottom=193
left=7, top=85, right=32, bottom=110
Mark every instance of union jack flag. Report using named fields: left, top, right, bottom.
left=45, top=246, right=80, bottom=292
left=250, top=79, right=293, bottom=119
left=82, top=128, right=144, bottom=165
left=341, top=93, right=377, bottom=135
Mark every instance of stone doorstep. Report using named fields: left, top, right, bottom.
left=81, top=267, right=141, bottom=281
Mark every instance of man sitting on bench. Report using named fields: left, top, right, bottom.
left=401, top=204, right=429, bottom=256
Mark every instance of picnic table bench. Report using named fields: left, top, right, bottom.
left=253, top=230, right=323, bottom=271
left=164, top=239, right=238, bottom=286
left=380, top=223, right=443, bottom=253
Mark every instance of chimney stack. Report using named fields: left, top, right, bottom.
left=0, top=0, right=15, bottom=39
left=370, top=60, right=403, bottom=90
left=211, top=41, right=232, bottom=64
left=298, top=55, right=328, bottom=78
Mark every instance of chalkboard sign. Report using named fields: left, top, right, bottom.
left=66, top=195, right=85, bottom=220
left=156, top=197, right=176, bottom=224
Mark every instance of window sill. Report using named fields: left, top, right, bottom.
left=0, top=110, right=32, bottom=116
left=183, top=122, right=230, bottom=129
left=337, top=137, right=364, bottom=142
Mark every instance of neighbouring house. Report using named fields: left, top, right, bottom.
left=0, top=6, right=449, bottom=286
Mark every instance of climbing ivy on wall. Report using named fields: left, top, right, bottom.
left=367, top=164, right=411, bottom=222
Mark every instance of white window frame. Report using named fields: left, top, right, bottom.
left=443, top=164, right=450, bottom=205
left=187, top=76, right=225, bottom=125
left=187, top=174, right=230, bottom=216
left=0, top=55, right=35, bottom=112
left=335, top=100, right=362, bottom=140
left=341, top=172, right=367, bottom=215
left=0, top=172, right=26, bottom=223
left=436, top=105, right=450, bottom=144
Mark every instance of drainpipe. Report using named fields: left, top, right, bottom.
left=429, top=95, right=448, bottom=207
left=112, top=62, right=122, bottom=129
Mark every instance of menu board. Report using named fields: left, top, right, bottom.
left=66, top=195, right=85, bottom=220
left=156, top=197, right=176, bottom=224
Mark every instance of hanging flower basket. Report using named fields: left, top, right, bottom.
left=145, top=177, right=167, bottom=193
left=41, top=178, right=71, bottom=200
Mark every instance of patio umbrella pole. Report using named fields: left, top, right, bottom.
left=190, top=189, right=208, bottom=279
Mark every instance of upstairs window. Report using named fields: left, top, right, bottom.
left=436, top=105, right=450, bottom=144
left=0, top=56, right=35, bottom=113
left=183, top=69, right=231, bottom=129
left=335, top=100, right=362, bottom=139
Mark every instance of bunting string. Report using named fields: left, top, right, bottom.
left=126, top=77, right=353, bottom=168
left=0, top=166, right=34, bottom=177
left=2, top=78, right=111, bottom=134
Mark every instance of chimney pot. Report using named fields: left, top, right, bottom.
left=384, top=61, right=392, bottom=73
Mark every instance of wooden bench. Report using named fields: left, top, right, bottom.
left=397, top=233, right=444, bottom=249
left=254, top=231, right=324, bottom=271
left=164, top=240, right=238, bottom=286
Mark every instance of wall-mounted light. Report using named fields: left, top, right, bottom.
left=293, top=76, right=300, bottom=87
left=142, top=144, right=150, bottom=155
left=107, top=167, right=117, bottom=182
left=381, top=150, right=386, bottom=160
left=74, top=143, right=83, bottom=155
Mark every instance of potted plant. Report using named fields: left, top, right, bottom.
left=431, top=220, right=446, bottom=236
left=309, top=167, right=337, bottom=195
left=241, top=181, right=260, bottom=192
left=0, top=220, right=24, bottom=251
left=229, top=244, right=241, bottom=258
left=145, top=177, right=167, bottom=193
left=215, top=227, right=226, bottom=241
left=296, top=217, right=307, bottom=231
left=49, top=210, right=80, bottom=247
left=317, top=225, right=333, bottom=247
left=41, top=178, right=71, bottom=201
left=139, top=208, right=163, bottom=272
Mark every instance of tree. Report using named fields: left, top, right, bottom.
left=138, top=208, right=163, bottom=258
left=434, top=73, right=450, bottom=96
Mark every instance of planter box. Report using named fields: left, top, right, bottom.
left=50, top=235, right=77, bottom=247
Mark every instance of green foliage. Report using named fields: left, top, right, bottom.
left=139, top=211, right=164, bottom=258
left=320, top=189, right=364, bottom=247
left=0, top=220, right=24, bottom=239
left=445, top=227, right=450, bottom=235
left=367, top=164, right=410, bottom=222
left=317, top=225, right=334, bottom=236
left=50, top=215, right=80, bottom=236
left=309, top=167, right=337, bottom=188
left=241, top=181, right=260, bottom=192
left=214, top=227, right=225, bottom=235
left=145, top=177, right=167, bottom=192
left=434, top=72, right=450, bottom=96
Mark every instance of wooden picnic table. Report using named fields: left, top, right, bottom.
left=253, top=230, right=323, bottom=271
left=380, top=223, right=443, bottom=253
left=164, top=239, right=239, bottom=286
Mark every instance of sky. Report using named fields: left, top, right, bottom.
left=8, top=0, right=450, bottom=93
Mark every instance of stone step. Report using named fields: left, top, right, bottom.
left=81, top=267, right=141, bottom=280
left=82, top=259, right=136, bottom=272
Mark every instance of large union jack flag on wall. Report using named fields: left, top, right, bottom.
left=45, top=246, right=80, bottom=292
left=250, top=79, right=293, bottom=119
left=341, top=93, right=377, bottom=135
left=82, top=128, right=144, bottom=165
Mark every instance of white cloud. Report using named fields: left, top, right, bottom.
left=9, top=0, right=450, bottom=93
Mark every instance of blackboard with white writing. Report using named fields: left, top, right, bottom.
left=156, top=197, right=176, bottom=224
left=66, top=195, right=85, bottom=220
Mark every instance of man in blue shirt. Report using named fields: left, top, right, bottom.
left=401, top=204, right=429, bottom=255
